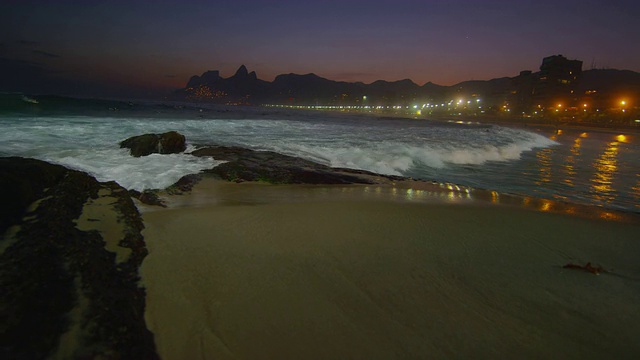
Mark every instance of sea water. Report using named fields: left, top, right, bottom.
left=1, top=94, right=638, bottom=213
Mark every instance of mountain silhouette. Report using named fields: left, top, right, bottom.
left=175, top=61, right=640, bottom=108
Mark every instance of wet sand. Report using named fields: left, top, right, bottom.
left=140, top=179, right=640, bottom=359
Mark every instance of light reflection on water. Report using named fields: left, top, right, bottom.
left=590, top=141, right=619, bottom=204
left=632, top=173, right=640, bottom=210
left=562, top=137, right=581, bottom=187
left=389, top=128, right=637, bottom=214
left=535, top=135, right=554, bottom=185
left=511, top=130, right=638, bottom=213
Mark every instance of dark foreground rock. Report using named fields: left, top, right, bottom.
left=120, top=131, right=186, bottom=157
left=0, top=157, right=158, bottom=359
left=128, top=189, right=167, bottom=207
left=191, top=145, right=401, bottom=184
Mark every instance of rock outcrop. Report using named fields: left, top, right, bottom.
left=0, top=157, right=158, bottom=359
left=190, top=145, right=400, bottom=184
left=119, top=131, right=186, bottom=157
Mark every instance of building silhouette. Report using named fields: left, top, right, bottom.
left=509, top=55, right=583, bottom=113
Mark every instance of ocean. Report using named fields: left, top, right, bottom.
left=1, top=94, right=638, bottom=214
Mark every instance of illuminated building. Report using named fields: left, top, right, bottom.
left=534, top=55, right=583, bottom=108
left=509, top=55, right=584, bottom=117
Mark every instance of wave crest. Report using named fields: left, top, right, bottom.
left=271, top=130, right=557, bottom=176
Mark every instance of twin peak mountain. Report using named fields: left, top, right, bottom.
left=176, top=61, right=640, bottom=106
left=177, top=64, right=445, bottom=105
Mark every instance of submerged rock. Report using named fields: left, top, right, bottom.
left=120, top=131, right=186, bottom=157
left=0, top=157, right=158, bottom=359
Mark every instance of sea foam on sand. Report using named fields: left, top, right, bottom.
left=140, top=180, right=640, bottom=359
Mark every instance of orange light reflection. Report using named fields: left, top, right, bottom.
left=563, top=137, right=581, bottom=187
left=590, top=141, right=619, bottom=204
left=536, top=148, right=553, bottom=184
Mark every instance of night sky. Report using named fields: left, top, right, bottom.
left=2, top=0, right=639, bottom=98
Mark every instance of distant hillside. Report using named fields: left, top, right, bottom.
left=578, top=69, right=640, bottom=94
left=174, top=62, right=640, bottom=108
left=175, top=65, right=433, bottom=104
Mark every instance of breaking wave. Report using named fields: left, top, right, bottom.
left=0, top=106, right=557, bottom=190
left=266, top=132, right=557, bottom=176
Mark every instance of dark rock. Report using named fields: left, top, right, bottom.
left=0, top=157, right=158, bottom=359
left=166, top=173, right=203, bottom=194
left=120, top=131, right=186, bottom=157
left=0, top=157, right=67, bottom=234
left=128, top=189, right=166, bottom=207
left=191, top=146, right=380, bottom=184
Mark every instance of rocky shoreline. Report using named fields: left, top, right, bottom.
left=0, top=158, right=158, bottom=359
left=2, top=131, right=638, bottom=357
left=0, top=132, right=410, bottom=358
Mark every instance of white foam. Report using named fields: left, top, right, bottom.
left=41, top=148, right=221, bottom=191
left=0, top=113, right=558, bottom=190
left=261, top=129, right=558, bottom=176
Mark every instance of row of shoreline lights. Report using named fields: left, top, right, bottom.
left=267, top=98, right=633, bottom=113
left=549, top=99, right=630, bottom=113
left=265, top=98, right=482, bottom=110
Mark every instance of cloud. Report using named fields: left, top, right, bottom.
left=33, top=50, right=61, bottom=58
left=16, top=40, right=39, bottom=46
left=0, top=57, right=42, bottom=66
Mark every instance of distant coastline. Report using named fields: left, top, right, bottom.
left=3, top=92, right=638, bottom=135
left=261, top=103, right=640, bottom=134
left=173, top=55, right=640, bottom=130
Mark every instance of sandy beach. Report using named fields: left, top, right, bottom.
left=139, top=179, right=640, bottom=359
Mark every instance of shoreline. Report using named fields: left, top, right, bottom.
left=142, top=176, right=640, bottom=224
left=140, top=177, right=640, bottom=359
left=3, top=151, right=639, bottom=358
left=180, top=144, right=640, bottom=222
left=3, top=130, right=639, bottom=357
left=291, top=107, right=640, bottom=134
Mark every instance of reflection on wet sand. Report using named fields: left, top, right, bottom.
left=461, top=185, right=632, bottom=223
left=167, top=179, right=639, bottom=223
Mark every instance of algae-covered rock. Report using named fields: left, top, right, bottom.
left=120, top=131, right=186, bottom=157
left=0, top=157, right=158, bottom=359
left=0, top=157, right=67, bottom=234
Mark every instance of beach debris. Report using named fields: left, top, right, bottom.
left=563, top=262, right=605, bottom=275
